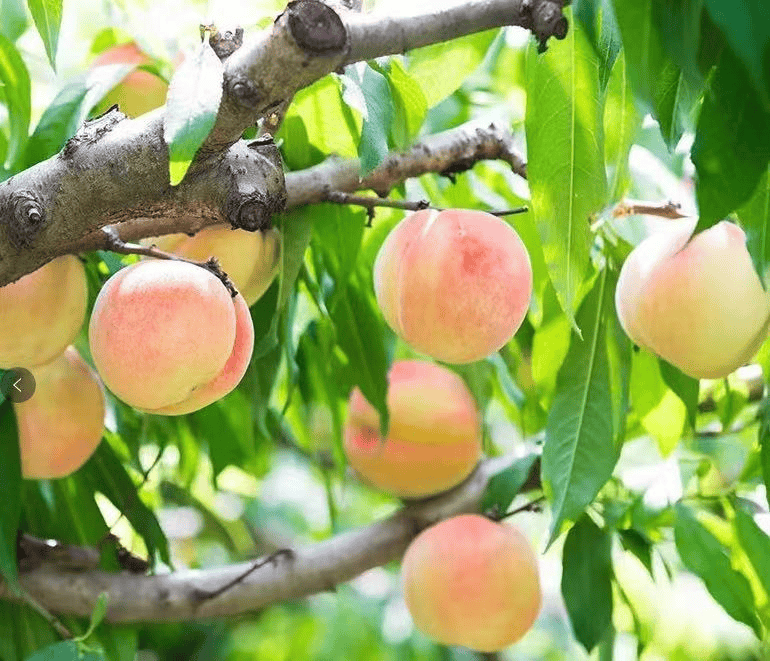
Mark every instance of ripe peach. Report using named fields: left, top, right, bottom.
left=0, top=256, right=88, bottom=369
left=92, top=42, right=168, bottom=118
left=374, top=209, right=532, bottom=364
left=616, top=219, right=770, bottom=379
left=147, top=226, right=280, bottom=306
left=402, top=514, right=542, bottom=652
left=88, top=260, right=254, bottom=415
left=344, top=360, right=481, bottom=498
left=15, top=346, right=105, bottom=479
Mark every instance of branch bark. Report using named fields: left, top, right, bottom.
left=0, top=456, right=533, bottom=623
left=0, top=0, right=553, bottom=287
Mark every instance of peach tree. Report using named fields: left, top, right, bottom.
left=0, top=0, right=769, bottom=659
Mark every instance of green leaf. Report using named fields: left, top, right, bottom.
left=629, top=349, right=686, bottom=455
left=734, top=507, right=770, bottom=603
left=603, top=51, right=639, bottom=201
left=78, top=592, right=109, bottom=642
left=163, top=38, right=223, bottom=186
left=329, top=281, right=389, bottom=437
left=25, top=640, right=80, bottom=661
left=612, top=0, right=697, bottom=149
left=703, top=0, right=770, bottom=108
left=80, top=442, right=170, bottom=566
left=526, top=14, right=607, bottom=324
left=276, top=207, right=314, bottom=311
left=284, top=76, right=358, bottom=159
left=573, top=0, right=622, bottom=91
left=24, top=63, right=135, bottom=167
left=480, top=454, right=538, bottom=516
left=674, top=505, right=761, bottom=635
left=353, top=64, right=393, bottom=176
left=189, top=390, right=256, bottom=480
left=658, top=358, right=699, bottom=430
left=693, top=45, right=770, bottom=231
left=618, top=528, right=653, bottom=575
left=382, top=57, right=427, bottom=150
left=758, top=398, right=770, bottom=506
left=561, top=516, right=613, bottom=652
left=1, top=0, right=28, bottom=42
left=543, top=268, right=630, bottom=543
left=736, top=165, right=770, bottom=287
left=407, top=30, right=496, bottom=107
left=27, top=0, right=62, bottom=69
left=0, top=401, right=21, bottom=592
left=311, top=203, right=366, bottom=286
left=0, top=33, right=30, bottom=170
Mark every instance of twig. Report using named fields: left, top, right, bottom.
left=489, top=495, right=546, bottom=522
left=323, top=191, right=529, bottom=218
left=20, top=591, right=73, bottom=639
left=100, top=227, right=238, bottom=297
left=612, top=200, right=689, bottom=220
left=192, top=549, right=295, bottom=604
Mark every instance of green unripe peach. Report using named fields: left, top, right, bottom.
left=16, top=347, right=105, bottom=479
left=374, top=209, right=532, bottom=364
left=344, top=360, right=481, bottom=498
left=88, top=260, right=254, bottom=415
left=401, top=514, right=542, bottom=652
left=616, top=219, right=770, bottom=379
left=0, top=256, right=87, bottom=369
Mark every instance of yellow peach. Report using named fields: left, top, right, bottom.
left=401, top=514, right=541, bottom=652
left=88, top=260, right=253, bottom=414
left=0, top=256, right=87, bottom=369
left=374, top=209, right=532, bottom=364
left=146, top=226, right=280, bottom=306
left=16, top=346, right=105, bottom=479
left=616, top=219, right=770, bottom=379
left=344, top=360, right=481, bottom=498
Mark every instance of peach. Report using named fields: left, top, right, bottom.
left=344, top=360, right=481, bottom=498
left=88, top=260, right=254, bottom=415
left=402, top=514, right=541, bottom=652
left=93, top=42, right=168, bottom=118
left=15, top=346, right=105, bottom=479
left=0, top=256, right=88, bottom=369
left=374, top=209, right=532, bottom=364
left=146, top=226, right=280, bottom=306
left=616, top=219, right=770, bottom=379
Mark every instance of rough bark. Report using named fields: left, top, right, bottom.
left=0, top=456, right=538, bottom=623
left=0, top=0, right=562, bottom=287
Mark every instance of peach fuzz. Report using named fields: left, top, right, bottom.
left=374, top=209, right=532, bottom=364
left=92, top=42, right=168, bottom=118
left=88, top=260, right=254, bottom=414
left=616, top=219, right=770, bottom=379
left=344, top=360, right=481, bottom=498
left=402, top=514, right=541, bottom=652
left=147, top=225, right=280, bottom=306
left=16, top=347, right=105, bottom=479
left=0, top=255, right=87, bottom=369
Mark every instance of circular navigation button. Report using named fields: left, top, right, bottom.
left=1, top=368, right=36, bottom=403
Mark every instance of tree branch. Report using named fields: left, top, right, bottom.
left=0, top=456, right=521, bottom=623
left=0, top=0, right=549, bottom=286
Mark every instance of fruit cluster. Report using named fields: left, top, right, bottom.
left=4, top=204, right=767, bottom=652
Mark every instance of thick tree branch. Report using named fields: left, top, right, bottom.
left=1, top=121, right=525, bottom=286
left=0, top=0, right=552, bottom=287
left=0, top=456, right=528, bottom=623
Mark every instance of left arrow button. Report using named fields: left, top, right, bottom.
left=1, top=368, right=36, bottom=403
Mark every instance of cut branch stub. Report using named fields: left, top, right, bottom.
left=3, top=190, right=45, bottom=249
left=222, top=137, right=287, bottom=231
left=524, top=0, right=570, bottom=52
left=287, top=0, right=349, bottom=55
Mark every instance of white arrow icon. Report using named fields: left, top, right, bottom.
left=13, top=378, right=22, bottom=392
